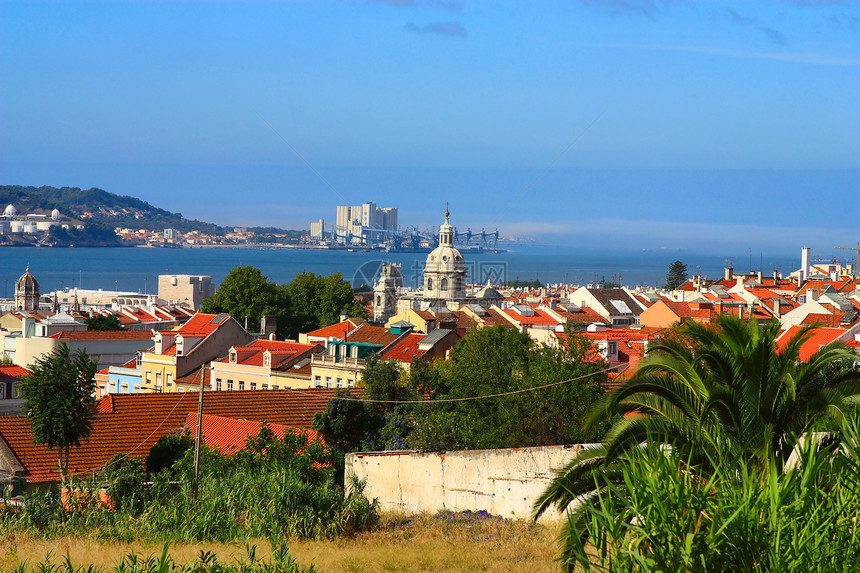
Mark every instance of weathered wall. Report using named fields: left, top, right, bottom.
left=346, top=444, right=595, bottom=523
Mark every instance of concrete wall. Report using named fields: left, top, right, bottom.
left=346, top=444, right=595, bottom=523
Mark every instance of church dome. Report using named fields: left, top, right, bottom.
left=15, top=267, right=40, bottom=311
left=3, top=204, right=17, bottom=217
left=423, top=205, right=467, bottom=301
left=16, top=267, right=39, bottom=295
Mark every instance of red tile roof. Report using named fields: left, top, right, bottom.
left=0, top=365, right=29, bottom=379
left=47, top=330, right=156, bottom=341
left=306, top=318, right=363, bottom=340
left=184, top=412, right=321, bottom=455
left=0, top=389, right=342, bottom=482
left=776, top=326, right=849, bottom=362
left=215, top=340, right=320, bottom=368
left=380, top=333, right=427, bottom=363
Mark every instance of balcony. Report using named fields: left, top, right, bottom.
left=311, top=354, right=366, bottom=369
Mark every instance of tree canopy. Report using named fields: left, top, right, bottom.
left=313, top=325, right=609, bottom=464
left=20, top=343, right=99, bottom=482
left=202, top=266, right=365, bottom=339
left=85, top=314, right=124, bottom=331
left=664, top=260, right=688, bottom=290
left=202, top=266, right=290, bottom=337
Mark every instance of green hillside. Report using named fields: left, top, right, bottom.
left=0, top=185, right=225, bottom=234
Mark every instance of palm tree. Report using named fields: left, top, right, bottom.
left=534, top=314, right=860, bottom=518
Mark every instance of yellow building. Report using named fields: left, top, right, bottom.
left=209, top=339, right=324, bottom=391
left=139, top=312, right=253, bottom=393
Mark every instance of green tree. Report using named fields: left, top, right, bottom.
left=410, top=326, right=608, bottom=451
left=664, top=260, right=688, bottom=290
left=284, top=272, right=366, bottom=338
left=203, top=266, right=366, bottom=340
left=84, top=314, right=123, bottom=331
left=535, top=314, right=860, bottom=519
left=202, top=266, right=290, bottom=338
left=19, top=343, right=99, bottom=482
left=145, top=431, right=193, bottom=475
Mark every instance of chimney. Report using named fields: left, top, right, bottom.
left=773, top=270, right=779, bottom=282
left=736, top=276, right=744, bottom=289
left=808, top=289, right=818, bottom=303
left=773, top=298, right=780, bottom=317
left=725, top=266, right=733, bottom=281
left=801, top=247, right=811, bottom=281
left=757, top=270, right=763, bottom=282
left=260, top=315, right=277, bottom=339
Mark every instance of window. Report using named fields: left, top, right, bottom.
left=347, top=378, right=355, bottom=387
left=262, top=384, right=268, bottom=390
left=239, top=381, right=245, bottom=391
left=145, top=370, right=152, bottom=386
left=250, top=382, right=257, bottom=391
left=325, top=376, right=332, bottom=388
left=230, top=351, right=237, bottom=363
left=121, top=383, right=128, bottom=392
left=427, top=278, right=433, bottom=290
left=314, top=375, right=322, bottom=388
left=271, top=384, right=279, bottom=390
left=441, top=278, right=448, bottom=291
left=215, top=378, right=222, bottom=391
left=263, top=354, right=270, bottom=366
left=155, top=372, right=162, bottom=391
left=227, top=379, right=233, bottom=391
left=337, top=377, right=343, bottom=388
left=166, top=373, right=172, bottom=387
left=135, top=353, right=142, bottom=368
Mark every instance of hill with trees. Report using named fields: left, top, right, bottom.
left=0, top=185, right=306, bottom=238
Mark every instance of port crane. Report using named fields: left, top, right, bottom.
left=834, top=243, right=860, bottom=276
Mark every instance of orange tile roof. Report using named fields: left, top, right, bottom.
left=346, top=324, right=401, bottom=346
left=0, top=365, right=29, bottom=379
left=776, top=326, right=849, bottom=362
left=184, top=412, right=321, bottom=455
left=215, top=340, right=320, bottom=368
left=48, top=330, right=156, bottom=341
left=502, top=308, right=560, bottom=326
left=0, top=389, right=341, bottom=482
left=305, top=318, right=363, bottom=340
left=380, top=333, right=427, bottom=363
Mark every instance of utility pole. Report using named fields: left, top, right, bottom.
left=192, top=365, right=205, bottom=501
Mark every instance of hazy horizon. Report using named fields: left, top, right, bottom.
left=2, top=1, right=857, bottom=256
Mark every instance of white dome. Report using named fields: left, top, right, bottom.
left=425, top=246, right=466, bottom=275
left=423, top=205, right=467, bottom=300
left=51, top=208, right=61, bottom=220
left=3, top=204, right=17, bottom=217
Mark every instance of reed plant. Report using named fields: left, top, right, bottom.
left=562, top=421, right=860, bottom=572
left=2, top=427, right=378, bottom=544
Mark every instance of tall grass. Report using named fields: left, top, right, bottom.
left=6, top=540, right=316, bottom=572
left=1, top=427, right=378, bottom=544
left=562, top=422, right=860, bottom=572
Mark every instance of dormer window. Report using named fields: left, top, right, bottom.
left=263, top=353, right=270, bottom=367
left=230, top=350, right=237, bottom=363
left=135, top=352, right=142, bottom=369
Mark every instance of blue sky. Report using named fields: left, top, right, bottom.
left=2, top=0, right=858, bottom=256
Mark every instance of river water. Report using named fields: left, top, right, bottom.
left=0, top=244, right=801, bottom=296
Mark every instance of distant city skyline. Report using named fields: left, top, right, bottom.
left=2, top=1, right=858, bottom=254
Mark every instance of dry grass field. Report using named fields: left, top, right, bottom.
left=0, top=512, right=564, bottom=572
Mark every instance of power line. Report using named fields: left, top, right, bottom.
left=331, top=366, right=616, bottom=405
